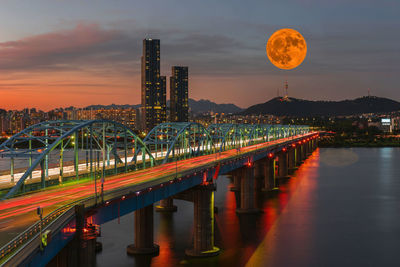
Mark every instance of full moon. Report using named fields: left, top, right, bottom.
left=266, top=28, right=307, bottom=70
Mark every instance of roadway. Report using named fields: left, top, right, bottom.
left=0, top=134, right=312, bottom=249
left=0, top=138, right=266, bottom=187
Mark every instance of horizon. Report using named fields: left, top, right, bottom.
left=0, top=1, right=399, bottom=111
left=0, top=94, right=393, bottom=112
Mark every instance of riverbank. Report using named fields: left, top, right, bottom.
left=319, top=135, right=400, bottom=147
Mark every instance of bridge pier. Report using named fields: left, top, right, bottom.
left=288, top=148, right=296, bottom=174
left=277, top=151, right=289, bottom=179
left=47, top=205, right=97, bottom=267
left=186, top=184, right=220, bottom=257
left=127, top=204, right=159, bottom=255
left=302, top=143, right=307, bottom=161
left=156, top=197, right=177, bottom=212
left=230, top=172, right=241, bottom=191
left=302, top=143, right=307, bottom=158
left=296, top=146, right=303, bottom=165
left=236, top=165, right=260, bottom=214
left=262, top=158, right=276, bottom=191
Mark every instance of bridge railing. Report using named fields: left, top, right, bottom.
left=0, top=195, right=97, bottom=265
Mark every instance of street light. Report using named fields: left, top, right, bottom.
left=37, top=207, right=43, bottom=251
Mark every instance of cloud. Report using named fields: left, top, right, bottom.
left=0, top=23, right=128, bottom=71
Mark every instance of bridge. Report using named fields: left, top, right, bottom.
left=0, top=120, right=319, bottom=266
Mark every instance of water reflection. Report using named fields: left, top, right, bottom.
left=97, top=148, right=400, bottom=266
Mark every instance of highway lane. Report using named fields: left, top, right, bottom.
left=0, top=134, right=313, bottom=248
left=0, top=138, right=268, bottom=186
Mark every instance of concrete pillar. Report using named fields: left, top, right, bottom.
left=236, top=166, right=260, bottom=214
left=262, top=158, right=276, bottom=191
left=230, top=171, right=241, bottom=192
left=302, top=143, right=307, bottom=160
left=186, top=184, right=220, bottom=257
left=156, top=197, right=177, bottom=212
left=127, top=204, right=159, bottom=255
left=296, top=146, right=302, bottom=165
left=277, top=152, right=288, bottom=179
left=288, top=148, right=296, bottom=174
left=254, top=160, right=264, bottom=179
left=48, top=205, right=97, bottom=267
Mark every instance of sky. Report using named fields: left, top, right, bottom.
left=0, top=0, right=399, bottom=110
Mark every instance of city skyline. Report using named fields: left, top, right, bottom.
left=0, top=0, right=399, bottom=111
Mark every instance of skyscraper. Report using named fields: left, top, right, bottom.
left=141, top=39, right=166, bottom=130
left=170, top=66, right=189, bottom=122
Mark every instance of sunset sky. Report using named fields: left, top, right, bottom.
left=0, top=0, right=399, bottom=111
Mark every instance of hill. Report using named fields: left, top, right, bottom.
left=83, top=99, right=243, bottom=115
left=187, top=99, right=243, bottom=114
left=242, top=96, right=400, bottom=117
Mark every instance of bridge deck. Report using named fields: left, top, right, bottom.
left=0, top=133, right=314, bottom=249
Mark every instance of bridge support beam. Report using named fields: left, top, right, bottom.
left=288, top=148, right=296, bottom=174
left=236, top=166, right=260, bottom=214
left=277, top=152, right=289, bottom=179
left=230, top=172, right=241, bottom=192
left=186, top=184, right=220, bottom=257
left=156, top=197, right=177, bottom=212
left=48, top=204, right=96, bottom=267
left=296, top=146, right=302, bottom=166
left=302, top=143, right=307, bottom=161
left=262, top=158, right=276, bottom=191
left=127, top=204, right=159, bottom=255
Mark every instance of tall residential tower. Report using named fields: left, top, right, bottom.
left=141, top=39, right=166, bottom=130
left=170, top=66, right=189, bottom=122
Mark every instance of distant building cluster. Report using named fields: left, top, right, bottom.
left=193, top=112, right=279, bottom=127
left=0, top=108, right=137, bottom=136
left=139, top=39, right=189, bottom=131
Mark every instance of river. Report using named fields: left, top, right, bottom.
left=96, top=148, right=400, bottom=267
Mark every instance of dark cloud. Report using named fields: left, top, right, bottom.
left=0, top=21, right=398, bottom=81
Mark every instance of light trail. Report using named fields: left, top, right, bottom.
left=0, top=133, right=315, bottom=248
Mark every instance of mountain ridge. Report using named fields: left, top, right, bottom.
left=83, top=99, right=243, bottom=115
left=242, top=96, right=400, bottom=116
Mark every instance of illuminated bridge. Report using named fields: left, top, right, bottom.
left=0, top=120, right=319, bottom=266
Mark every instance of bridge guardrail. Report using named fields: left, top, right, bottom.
left=0, top=195, right=96, bottom=266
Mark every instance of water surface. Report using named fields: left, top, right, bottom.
left=96, top=148, right=400, bottom=266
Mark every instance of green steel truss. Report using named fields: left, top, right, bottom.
left=0, top=120, right=154, bottom=199
left=0, top=120, right=309, bottom=199
left=142, top=122, right=213, bottom=164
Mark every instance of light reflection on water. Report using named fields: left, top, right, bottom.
left=96, top=148, right=400, bottom=267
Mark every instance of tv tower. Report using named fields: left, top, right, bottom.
left=285, top=80, right=288, bottom=97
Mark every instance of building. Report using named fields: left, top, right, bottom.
left=170, top=66, right=189, bottom=122
left=141, top=38, right=166, bottom=130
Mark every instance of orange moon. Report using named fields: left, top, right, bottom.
left=266, top=28, right=307, bottom=70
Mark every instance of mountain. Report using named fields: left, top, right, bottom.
left=242, top=96, right=400, bottom=117
left=187, top=99, right=243, bottom=114
left=84, top=104, right=140, bottom=110
left=83, top=99, right=243, bottom=115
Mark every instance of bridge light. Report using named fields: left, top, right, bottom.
left=292, top=144, right=296, bottom=148
left=135, top=191, right=140, bottom=196
left=122, top=196, right=126, bottom=200
left=268, top=153, right=274, bottom=158
left=282, top=147, right=287, bottom=152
